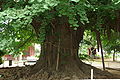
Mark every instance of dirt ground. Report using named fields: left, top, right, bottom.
left=84, top=58, right=120, bottom=79
left=0, top=67, right=115, bottom=80
left=0, top=60, right=120, bottom=80
left=106, top=68, right=120, bottom=78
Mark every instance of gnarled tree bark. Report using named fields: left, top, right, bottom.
left=29, top=17, right=111, bottom=79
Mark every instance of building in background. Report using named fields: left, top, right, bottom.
left=4, top=46, right=35, bottom=61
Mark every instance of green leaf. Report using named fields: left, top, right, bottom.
left=29, top=0, right=35, bottom=3
left=70, top=0, right=79, bottom=3
left=37, top=0, right=42, bottom=3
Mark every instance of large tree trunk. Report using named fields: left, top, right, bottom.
left=28, top=17, right=111, bottom=79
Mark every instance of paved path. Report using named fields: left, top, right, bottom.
left=84, top=59, right=120, bottom=69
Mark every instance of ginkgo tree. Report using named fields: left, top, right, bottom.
left=0, top=0, right=120, bottom=79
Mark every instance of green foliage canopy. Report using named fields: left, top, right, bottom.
left=0, top=0, right=120, bottom=55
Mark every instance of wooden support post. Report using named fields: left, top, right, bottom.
left=56, top=39, right=60, bottom=71
left=95, top=30, right=105, bottom=70
left=99, top=39, right=105, bottom=70
left=91, top=69, right=93, bottom=80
